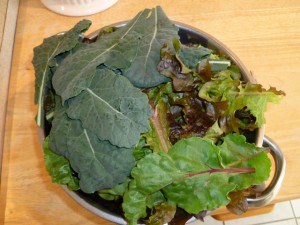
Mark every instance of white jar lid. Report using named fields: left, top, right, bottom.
left=40, top=0, right=118, bottom=16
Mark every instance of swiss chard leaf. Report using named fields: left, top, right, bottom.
left=53, top=6, right=178, bottom=104
left=43, top=137, right=80, bottom=191
left=66, top=68, right=151, bottom=148
left=33, top=19, right=91, bottom=127
left=122, top=135, right=271, bottom=225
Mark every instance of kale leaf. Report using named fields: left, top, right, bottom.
left=52, top=6, right=178, bottom=104
left=33, top=19, right=91, bottom=127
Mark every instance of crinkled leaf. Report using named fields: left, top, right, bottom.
left=199, top=72, right=285, bottom=132
left=132, top=136, right=153, bottom=161
left=168, top=90, right=228, bottom=143
left=33, top=19, right=91, bottom=126
left=53, top=6, right=178, bottom=103
left=226, top=190, right=248, bottom=215
left=157, top=43, right=195, bottom=92
left=66, top=120, right=135, bottom=193
left=147, top=202, right=177, bottom=225
left=49, top=96, right=135, bottom=193
left=66, top=68, right=151, bottom=148
left=123, top=180, right=148, bottom=225
left=123, top=135, right=270, bottom=225
left=43, top=137, right=80, bottom=191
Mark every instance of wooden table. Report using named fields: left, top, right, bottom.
left=1, top=0, right=300, bottom=224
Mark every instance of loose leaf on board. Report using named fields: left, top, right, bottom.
left=53, top=6, right=179, bottom=104
left=33, top=19, right=91, bottom=127
left=122, top=135, right=271, bottom=225
left=66, top=68, right=151, bottom=148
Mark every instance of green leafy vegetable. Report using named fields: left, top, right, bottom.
left=66, top=68, right=151, bottom=148
left=52, top=6, right=178, bottom=104
left=43, top=137, right=80, bottom=191
left=33, top=19, right=91, bottom=127
left=49, top=96, right=136, bottom=193
left=199, top=72, right=285, bottom=133
left=122, top=134, right=270, bottom=225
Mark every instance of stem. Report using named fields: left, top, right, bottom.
left=185, top=167, right=255, bottom=178
left=152, top=167, right=255, bottom=194
left=226, top=148, right=270, bottom=167
left=149, top=101, right=170, bottom=153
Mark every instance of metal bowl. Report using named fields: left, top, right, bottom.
left=41, top=22, right=286, bottom=224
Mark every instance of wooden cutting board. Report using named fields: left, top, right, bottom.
left=1, top=0, right=300, bottom=224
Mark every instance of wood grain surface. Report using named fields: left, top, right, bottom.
left=1, top=0, right=300, bottom=224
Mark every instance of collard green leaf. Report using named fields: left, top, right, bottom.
left=66, top=120, right=135, bottom=193
left=33, top=19, right=91, bottom=127
left=124, top=6, right=178, bottom=87
left=122, top=135, right=271, bottom=225
left=66, top=68, right=151, bottom=148
left=49, top=95, right=135, bottom=193
left=43, top=137, right=80, bottom=191
left=48, top=96, right=72, bottom=156
left=53, top=6, right=178, bottom=103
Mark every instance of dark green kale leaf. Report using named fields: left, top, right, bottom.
left=66, top=68, right=151, bottom=148
left=53, top=6, right=179, bottom=104
left=33, top=19, right=91, bottom=127
left=49, top=95, right=135, bottom=193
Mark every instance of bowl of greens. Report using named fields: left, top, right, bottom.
left=33, top=6, right=286, bottom=225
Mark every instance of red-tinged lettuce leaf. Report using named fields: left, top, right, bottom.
left=122, top=135, right=270, bottom=225
left=66, top=68, right=151, bottom=148
left=226, top=190, right=248, bottom=215
left=53, top=6, right=178, bottom=103
left=168, top=90, right=228, bottom=143
left=33, top=19, right=91, bottom=127
left=146, top=99, right=172, bottom=153
left=198, top=70, right=240, bottom=102
left=157, top=42, right=198, bottom=92
left=147, top=202, right=177, bottom=225
left=43, top=137, right=80, bottom=191
left=199, top=72, right=285, bottom=133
